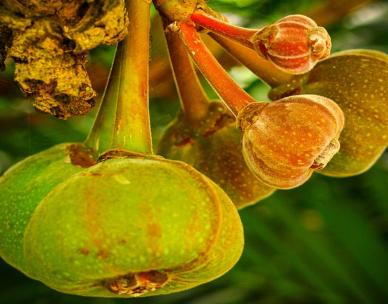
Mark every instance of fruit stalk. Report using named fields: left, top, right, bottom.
left=179, top=21, right=256, bottom=116
left=209, top=33, right=293, bottom=87
left=191, top=12, right=256, bottom=48
left=164, top=21, right=209, bottom=122
left=86, top=0, right=152, bottom=156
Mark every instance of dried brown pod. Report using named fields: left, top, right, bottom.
left=8, top=19, right=96, bottom=118
left=0, top=0, right=128, bottom=118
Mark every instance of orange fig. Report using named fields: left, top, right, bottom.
left=238, top=95, right=345, bottom=189
left=252, top=15, right=331, bottom=74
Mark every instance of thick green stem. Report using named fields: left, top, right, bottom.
left=164, top=21, right=209, bottom=122
left=86, top=0, right=152, bottom=156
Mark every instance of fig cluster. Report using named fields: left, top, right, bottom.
left=1, top=0, right=387, bottom=300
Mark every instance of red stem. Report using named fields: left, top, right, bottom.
left=191, top=12, right=256, bottom=49
left=179, top=21, right=256, bottom=115
left=209, top=33, right=293, bottom=87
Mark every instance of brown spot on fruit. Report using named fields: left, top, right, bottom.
left=118, top=239, right=127, bottom=245
left=68, top=144, right=97, bottom=168
left=147, top=223, right=162, bottom=238
left=96, top=249, right=109, bottom=260
left=79, top=247, right=90, bottom=256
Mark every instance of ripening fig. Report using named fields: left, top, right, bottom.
left=158, top=102, right=275, bottom=209
left=189, top=12, right=331, bottom=75
left=269, top=50, right=388, bottom=176
left=252, top=15, right=331, bottom=74
left=237, top=95, right=345, bottom=189
left=0, top=145, right=243, bottom=297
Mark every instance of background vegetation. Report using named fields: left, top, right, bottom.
left=0, top=0, right=387, bottom=303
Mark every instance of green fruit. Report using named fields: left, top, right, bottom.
left=0, top=146, right=243, bottom=297
left=0, top=143, right=91, bottom=270
left=270, top=50, right=388, bottom=177
left=158, top=102, right=275, bottom=209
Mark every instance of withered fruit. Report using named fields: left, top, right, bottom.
left=9, top=19, right=96, bottom=118
left=158, top=102, right=275, bottom=209
left=270, top=50, right=388, bottom=177
left=0, top=0, right=128, bottom=118
left=237, top=95, right=345, bottom=189
left=0, top=144, right=243, bottom=297
left=1, top=0, right=128, bottom=51
left=252, top=15, right=331, bottom=74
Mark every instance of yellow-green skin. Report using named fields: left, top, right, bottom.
left=0, top=143, right=243, bottom=297
left=270, top=50, right=388, bottom=177
left=0, top=143, right=85, bottom=270
left=158, top=102, right=275, bottom=209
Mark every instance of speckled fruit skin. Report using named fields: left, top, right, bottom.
left=0, top=143, right=87, bottom=271
left=252, top=15, right=331, bottom=74
left=158, top=102, right=275, bottom=209
left=238, top=95, right=344, bottom=189
left=0, top=145, right=243, bottom=297
left=270, top=50, right=388, bottom=177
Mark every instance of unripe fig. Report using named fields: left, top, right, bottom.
left=252, top=15, right=331, bottom=74
left=269, top=50, right=388, bottom=176
left=158, top=102, right=275, bottom=209
left=237, top=95, right=345, bottom=189
left=0, top=147, right=243, bottom=297
left=0, top=143, right=93, bottom=270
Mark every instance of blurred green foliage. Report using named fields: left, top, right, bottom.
left=0, top=0, right=387, bottom=303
